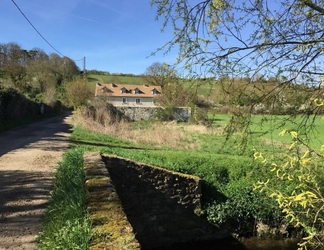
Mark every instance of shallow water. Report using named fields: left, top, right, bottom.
left=239, top=237, right=299, bottom=250
left=150, top=237, right=300, bottom=250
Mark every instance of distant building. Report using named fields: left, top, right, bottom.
left=95, top=83, right=162, bottom=107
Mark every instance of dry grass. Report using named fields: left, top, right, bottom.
left=73, top=106, right=130, bottom=138
left=72, top=105, right=221, bottom=149
left=178, top=123, right=224, bottom=135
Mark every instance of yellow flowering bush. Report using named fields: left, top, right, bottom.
left=254, top=128, right=324, bottom=250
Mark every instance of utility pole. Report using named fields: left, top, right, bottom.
left=83, top=56, right=86, bottom=78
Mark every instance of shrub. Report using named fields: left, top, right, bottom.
left=65, top=80, right=93, bottom=108
left=204, top=180, right=282, bottom=236
left=155, top=104, right=176, bottom=121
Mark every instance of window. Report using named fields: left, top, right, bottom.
left=134, top=88, right=140, bottom=94
left=122, top=98, right=127, bottom=103
left=121, top=88, right=127, bottom=94
left=152, top=88, right=160, bottom=95
left=136, top=98, right=141, bottom=104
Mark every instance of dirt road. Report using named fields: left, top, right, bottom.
left=0, top=112, right=72, bottom=250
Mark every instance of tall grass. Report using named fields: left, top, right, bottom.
left=37, top=148, right=92, bottom=250
left=73, top=104, right=216, bottom=149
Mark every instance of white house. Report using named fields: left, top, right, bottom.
left=95, top=83, right=162, bottom=107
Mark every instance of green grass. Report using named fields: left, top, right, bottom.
left=62, top=110, right=324, bottom=239
left=69, top=122, right=281, bottom=231
left=37, top=148, right=92, bottom=250
left=209, top=113, right=324, bottom=151
left=70, top=126, right=150, bottom=151
left=249, top=114, right=324, bottom=149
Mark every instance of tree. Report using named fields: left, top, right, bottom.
left=59, top=57, right=80, bottom=82
left=151, top=0, right=324, bottom=248
left=1, top=43, right=28, bottom=91
left=152, top=0, right=324, bottom=80
left=26, top=49, right=53, bottom=93
left=150, top=0, right=324, bottom=142
left=144, top=62, right=178, bottom=87
left=150, top=0, right=324, bottom=113
left=65, top=79, right=93, bottom=108
left=49, top=55, right=79, bottom=84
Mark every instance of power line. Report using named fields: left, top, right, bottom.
left=11, top=0, right=64, bottom=56
left=11, top=0, right=83, bottom=63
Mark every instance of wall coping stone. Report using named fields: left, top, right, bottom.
left=84, top=152, right=140, bottom=250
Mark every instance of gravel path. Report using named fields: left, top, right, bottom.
left=0, top=113, right=72, bottom=250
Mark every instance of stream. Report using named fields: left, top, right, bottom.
left=150, top=237, right=300, bottom=250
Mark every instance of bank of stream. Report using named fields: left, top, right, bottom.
left=101, top=154, right=301, bottom=250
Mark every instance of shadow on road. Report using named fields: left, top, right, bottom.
left=0, top=112, right=72, bottom=157
left=0, top=170, right=53, bottom=213
left=0, top=169, right=53, bottom=241
left=0, top=112, right=73, bottom=249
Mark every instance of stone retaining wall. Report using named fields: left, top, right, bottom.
left=102, top=154, right=225, bottom=249
left=114, top=106, right=191, bottom=121
left=0, top=87, right=60, bottom=129
left=104, top=154, right=202, bottom=214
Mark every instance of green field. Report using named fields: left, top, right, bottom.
left=210, top=113, right=324, bottom=150
left=69, top=110, right=324, bottom=237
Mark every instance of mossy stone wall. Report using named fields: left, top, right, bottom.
left=102, top=154, right=224, bottom=249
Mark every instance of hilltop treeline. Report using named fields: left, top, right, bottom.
left=0, top=42, right=83, bottom=130
left=0, top=42, right=80, bottom=103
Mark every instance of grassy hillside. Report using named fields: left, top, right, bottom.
left=87, top=74, right=145, bottom=91
left=86, top=74, right=218, bottom=98
left=86, top=74, right=315, bottom=111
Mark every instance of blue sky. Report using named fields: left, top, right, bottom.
left=1, top=0, right=178, bottom=75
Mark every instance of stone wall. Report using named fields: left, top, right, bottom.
left=102, top=154, right=225, bottom=249
left=174, top=107, right=192, bottom=122
left=114, top=106, right=191, bottom=121
left=104, top=154, right=202, bottom=214
left=0, top=87, right=57, bottom=127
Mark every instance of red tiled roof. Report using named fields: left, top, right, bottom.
left=95, top=83, right=162, bottom=97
